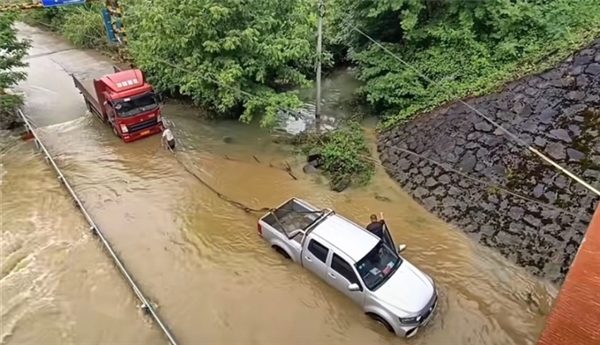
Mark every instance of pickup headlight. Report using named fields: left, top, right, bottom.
left=399, top=316, right=419, bottom=324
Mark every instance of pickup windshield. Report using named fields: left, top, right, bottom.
left=355, top=241, right=402, bottom=291
left=114, top=92, right=158, bottom=118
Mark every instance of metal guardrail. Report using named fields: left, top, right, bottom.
left=17, top=109, right=179, bottom=345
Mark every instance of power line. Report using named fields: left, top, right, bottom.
left=349, top=25, right=600, bottom=197
left=362, top=149, right=589, bottom=220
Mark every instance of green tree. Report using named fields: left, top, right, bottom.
left=126, top=0, right=320, bottom=127
left=331, top=0, right=600, bottom=127
left=0, top=12, right=31, bottom=129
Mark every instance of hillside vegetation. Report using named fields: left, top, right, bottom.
left=17, top=0, right=600, bottom=128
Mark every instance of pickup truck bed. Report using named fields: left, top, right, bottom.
left=261, top=198, right=323, bottom=243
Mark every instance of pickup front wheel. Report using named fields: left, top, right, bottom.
left=272, top=245, right=291, bottom=260
left=367, top=313, right=394, bottom=333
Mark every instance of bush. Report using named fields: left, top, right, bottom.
left=301, top=122, right=375, bottom=187
left=59, top=4, right=108, bottom=49
left=0, top=12, right=31, bottom=129
left=21, top=4, right=108, bottom=49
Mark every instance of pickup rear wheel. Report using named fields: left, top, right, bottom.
left=272, top=246, right=291, bottom=260
left=367, top=313, right=394, bottom=333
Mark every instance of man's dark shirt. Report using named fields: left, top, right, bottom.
left=366, top=220, right=385, bottom=239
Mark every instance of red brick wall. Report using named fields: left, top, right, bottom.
left=537, top=204, right=600, bottom=345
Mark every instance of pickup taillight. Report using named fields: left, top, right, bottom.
left=257, top=222, right=262, bottom=235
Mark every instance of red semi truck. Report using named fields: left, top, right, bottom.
left=72, top=66, right=164, bottom=143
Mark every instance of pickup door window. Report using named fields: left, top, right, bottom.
left=307, top=239, right=328, bottom=263
left=328, top=253, right=365, bottom=304
left=303, top=239, right=330, bottom=281
left=331, top=254, right=360, bottom=285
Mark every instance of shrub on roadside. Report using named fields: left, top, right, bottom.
left=21, top=4, right=107, bottom=49
left=0, top=12, right=31, bottom=130
left=301, top=122, right=375, bottom=188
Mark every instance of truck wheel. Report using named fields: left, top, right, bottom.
left=111, top=123, right=121, bottom=138
left=272, top=246, right=291, bottom=260
left=367, top=313, right=394, bottom=333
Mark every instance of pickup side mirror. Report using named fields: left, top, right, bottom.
left=398, top=244, right=407, bottom=253
left=348, top=283, right=361, bottom=292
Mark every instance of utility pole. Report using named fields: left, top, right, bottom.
left=315, top=0, right=325, bottom=135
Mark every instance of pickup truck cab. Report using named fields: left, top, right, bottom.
left=258, top=198, right=438, bottom=338
left=72, top=65, right=164, bottom=143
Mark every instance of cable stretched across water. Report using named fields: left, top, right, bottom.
left=165, top=145, right=323, bottom=215
left=16, top=109, right=180, bottom=345
left=167, top=145, right=273, bottom=213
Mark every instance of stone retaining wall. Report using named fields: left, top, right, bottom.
left=377, top=39, right=600, bottom=284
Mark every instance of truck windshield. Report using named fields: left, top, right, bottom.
left=355, top=241, right=402, bottom=291
left=114, top=93, right=158, bottom=118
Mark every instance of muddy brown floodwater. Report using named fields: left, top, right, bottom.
left=2, top=24, right=558, bottom=345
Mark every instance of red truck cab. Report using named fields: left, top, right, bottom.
left=73, top=66, right=164, bottom=143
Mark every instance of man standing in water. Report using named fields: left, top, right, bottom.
left=366, top=212, right=386, bottom=239
left=161, top=127, right=176, bottom=151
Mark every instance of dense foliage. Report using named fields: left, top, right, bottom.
left=0, top=12, right=31, bottom=129
left=332, top=0, right=600, bottom=128
left=125, top=0, right=320, bottom=127
left=21, top=0, right=600, bottom=129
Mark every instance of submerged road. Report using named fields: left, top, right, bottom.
left=1, top=23, right=557, bottom=345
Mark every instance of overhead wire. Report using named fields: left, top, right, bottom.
left=23, top=16, right=592, bottom=218
left=360, top=150, right=589, bottom=220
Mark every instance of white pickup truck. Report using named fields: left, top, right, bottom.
left=257, top=198, right=438, bottom=338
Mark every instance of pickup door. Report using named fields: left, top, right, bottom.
left=302, top=235, right=366, bottom=306
left=325, top=251, right=365, bottom=306
left=302, top=237, right=330, bottom=282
